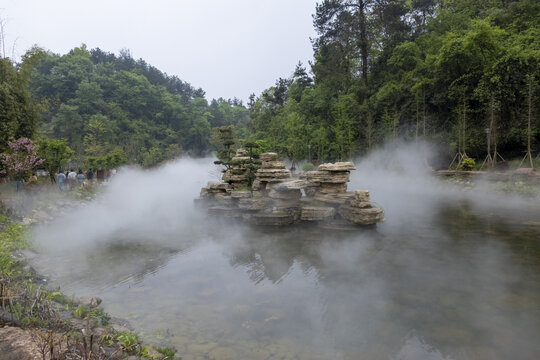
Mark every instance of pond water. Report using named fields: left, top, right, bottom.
left=30, top=148, right=540, bottom=360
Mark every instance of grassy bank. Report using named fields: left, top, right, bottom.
left=0, top=199, right=177, bottom=359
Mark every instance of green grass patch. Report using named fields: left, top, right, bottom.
left=0, top=214, right=29, bottom=275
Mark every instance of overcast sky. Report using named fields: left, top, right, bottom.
left=1, top=0, right=319, bottom=102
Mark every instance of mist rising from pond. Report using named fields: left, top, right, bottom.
left=31, top=142, right=540, bottom=360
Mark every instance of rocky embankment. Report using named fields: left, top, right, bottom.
left=195, top=150, right=384, bottom=229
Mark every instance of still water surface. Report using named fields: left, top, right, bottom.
left=30, top=157, right=540, bottom=360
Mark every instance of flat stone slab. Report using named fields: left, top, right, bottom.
left=319, top=182, right=348, bottom=193
left=222, top=172, right=248, bottom=182
left=256, top=168, right=291, bottom=181
left=230, top=190, right=252, bottom=199
left=261, top=160, right=286, bottom=169
left=208, top=206, right=243, bottom=217
left=306, top=170, right=350, bottom=184
left=238, top=198, right=259, bottom=210
left=318, top=162, right=356, bottom=171
left=256, top=168, right=291, bottom=175
left=314, top=192, right=355, bottom=204
left=318, top=219, right=370, bottom=231
left=274, top=199, right=302, bottom=209
left=268, top=188, right=302, bottom=199
left=231, top=156, right=252, bottom=162
left=215, top=193, right=234, bottom=205
left=270, top=180, right=306, bottom=191
left=259, top=152, right=278, bottom=161
left=249, top=197, right=273, bottom=211
left=250, top=213, right=295, bottom=226
left=208, top=182, right=229, bottom=190
left=301, top=206, right=335, bottom=221
left=348, top=200, right=372, bottom=208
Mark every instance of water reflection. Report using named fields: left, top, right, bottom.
left=28, top=151, right=540, bottom=360
left=30, top=205, right=540, bottom=360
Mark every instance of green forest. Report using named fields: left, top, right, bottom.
left=1, top=0, right=539, bottom=172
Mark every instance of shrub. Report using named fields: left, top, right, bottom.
left=460, top=157, right=475, bottom=171
left=302, top=163, right=315, bottom=171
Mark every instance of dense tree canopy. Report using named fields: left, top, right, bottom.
left=2, top=0, right=538, bottom=172
left=29, top=45, right=248, bottom=166
left=249, top=0, right=539, bottom=163
left=0, top=47, right=43, bottom=154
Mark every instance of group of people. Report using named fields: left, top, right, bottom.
left=57, top=168, right=115, bottom=191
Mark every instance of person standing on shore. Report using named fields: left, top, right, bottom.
left=86, top=168, right=94, bottom=183
left=67, top=169, right=77, bottom=190
left=57, top=170, right=66, bottom=191
left=77, top=169, right=85, bottom=186
left=96, top=168, right=104, bottom=182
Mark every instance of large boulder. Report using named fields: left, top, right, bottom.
left=338, top=204, right=385, bottom=225
left=354, top=190, right=370, bottom=202
left=77, top=296, right=102, bottom=308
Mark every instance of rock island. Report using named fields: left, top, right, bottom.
left=195, top=150, right=384, bottom=228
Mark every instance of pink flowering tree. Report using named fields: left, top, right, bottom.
left=0, top=138, right=44, bottom=181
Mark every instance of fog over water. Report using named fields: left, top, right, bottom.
left=30, top=142, right=540, bottom=360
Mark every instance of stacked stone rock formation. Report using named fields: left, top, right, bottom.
left=222, top=149, right=252, bottom=189
left=305, top=162, right=356, bottom=204
left=196, top=152, right=384, bottom=228
left=252, top=152, right=291, bottom=191
left=338, top=190, right=385, bottom=225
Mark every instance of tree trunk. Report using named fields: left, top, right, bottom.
left=422, top=89, right=426, bottom=136
left=527, top=75, right=533, bottom=168
left=462, top=98, right=467, bottom=155
left=358, top=0, right=369, bottom=86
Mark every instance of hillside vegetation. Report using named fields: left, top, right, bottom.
left=1, top=0, right=539, bottom=170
